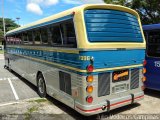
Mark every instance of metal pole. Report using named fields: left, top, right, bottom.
left=16, top=17, right=20, bottom=27
left=2, top=0, right=6, bottom=36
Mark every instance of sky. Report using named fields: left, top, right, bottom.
left=0, top=0, right=105, bottom=26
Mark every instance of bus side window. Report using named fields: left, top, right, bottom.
left=50, top=25, right=62, bottom=46
left=6, top=36, right=10, bottom=44
left=28, top=31, right=33, bottom=44
left=41, top=27, right=48, bottom=45
left=15, top=34, right=22, bottom=45
left=8, top=36, right=15, bottom=45
left=33, top=29, right=41, bottom=45
left=147, top=31, right=160, bottom=57
left=23, top=32, right=29, bottom=44
left=60, top=20, right=77, bottom=48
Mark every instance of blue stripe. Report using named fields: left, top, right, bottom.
left=6, top=47, right=145, bottom=75
left=6, top=14, right=73, bottom=36
left=79, top=49, right=145, bottom=70
left=6, top=47, right=80, bottom=68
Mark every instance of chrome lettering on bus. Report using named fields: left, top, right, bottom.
left=79, top=56, right=92, bottom=61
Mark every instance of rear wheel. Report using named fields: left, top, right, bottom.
left=37, top=73, right=46, bottom=98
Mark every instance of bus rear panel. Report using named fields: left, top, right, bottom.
left=74, top=6, right=145, bottom=115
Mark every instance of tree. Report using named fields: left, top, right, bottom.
left=104, top=0, right=160, bottom=24
left=104, top=0, right=127, bottom=6
left=130, top=0, right=160, bottom=24
left=0, top=18, right=19, bottom=43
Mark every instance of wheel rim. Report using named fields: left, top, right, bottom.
left=38, top=78, right=45, bottom=94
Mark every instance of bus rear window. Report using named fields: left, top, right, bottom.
left=84, top=9, right=143, bottom=42
left=146, top=31, right=160, bottom=57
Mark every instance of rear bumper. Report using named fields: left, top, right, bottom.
left=75, top=92, right=144, bottom=116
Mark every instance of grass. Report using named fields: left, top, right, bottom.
left=0, top=50, right=4, bottom=54
left=24, top=106, right=39, bottom=120
left=27, top=106, right=39, bottom=113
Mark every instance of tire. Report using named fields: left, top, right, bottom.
left=37, top=73, right=46, bottom=98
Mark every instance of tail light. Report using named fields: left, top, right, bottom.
left=87, top=64, right=94, bottom=72
left=113, top=74, right=118, bottom=81
left=86, top=96, right=93, bottom=103
left=142, top=76, right=146, bottom=82
left=86, top=86, right=93, bottom=93
left=143, top=60, right=147, bottom=66
left=86, top=75, right=93, bottom=83
left=143, top=68, right=147, bottom=74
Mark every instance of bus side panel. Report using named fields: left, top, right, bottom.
left=5, top=46, right=76, bottom=109
left=145, top=57, right=160, bottom=90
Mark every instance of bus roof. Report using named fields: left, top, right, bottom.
left=143, top=23, right=160, bottom=31
left=6, top=4, right=139, bottom=36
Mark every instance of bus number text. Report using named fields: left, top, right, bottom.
left=155, top=61, right=160, bottom=67
left=79, top=56, right=91, bottom=61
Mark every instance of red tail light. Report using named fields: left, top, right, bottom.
left=86, top=96, right=93, bottom=103
left=143, top=60, right=147, bottom=66
left=87, top=65, right=94, bottom=72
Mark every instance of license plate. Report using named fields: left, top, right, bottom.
left=115, top=84, right=127, bottom=93
left=112, top=69, right=129, bottom=82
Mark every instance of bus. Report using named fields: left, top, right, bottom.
left=4, top=4, right=145, bottom=116
left=143, top=24, right=160, bottom=90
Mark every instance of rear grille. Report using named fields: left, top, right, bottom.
left=59, top=71, right=71, bottom=95
left=98, top=72, right=110, bottom=97
left=130, top=69, right=139, bottom=89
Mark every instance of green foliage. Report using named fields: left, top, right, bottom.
left=130, top=0, right=160, bottom=24
left=0, top=18, right=19, bottom=42
left=104, top=0, right=160, bottom=24
left=0, top=50, right=4, bottom=54
left=104, top=0, right=126, bottom=5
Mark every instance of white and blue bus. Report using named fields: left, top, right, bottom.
left=4, top=4, right=145, bottom=116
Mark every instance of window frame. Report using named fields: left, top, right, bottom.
left=5, top=18, right=78, bottom=48
left=145, top=30, right=160, bottom=58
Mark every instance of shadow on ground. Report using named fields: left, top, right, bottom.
left=144, top=88, right=160, bottom=99
left=6, top=68, right=141, bottom=120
